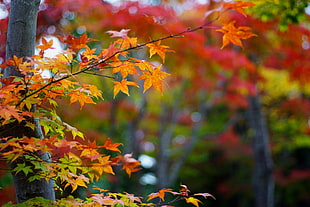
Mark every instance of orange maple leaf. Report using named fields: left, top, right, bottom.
left=113, top=79, right=139, bottom=98
left=147, top=188, right=173, bottom=201
left=60, top=33, right=95, bottom=50
left=224, top=1, right=255, bottom=17
left=82, top=83, right=103, bottom=100
left=111, top=61, right=139, bottom=78
left=147, top=40, right=174, bottom=62
left=80, top=141, right=100, bottom=161
left=36, top=37, right=54, bottom=52
left=103, top=138, right=122, bottom=153
left=92, top=156, right=115, bottom=178
left=120, top=153, right=141, bottom=177
left=107, top=29, right=137, bottom=48
left=216, top=21, right=257, bottom=49
left=139, top=64, right=170, bottom=93
left=114, top=37, right=137, bottom=49
left=7, top=55, right=23, bottom=67
left=80, top=46, right=98, bottom=62
left=0, top=105, right=32, bottom=124
left=69, top=91, right=95, bottom=108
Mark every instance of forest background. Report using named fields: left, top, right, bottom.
left=0, top=0, right=309, bottom=207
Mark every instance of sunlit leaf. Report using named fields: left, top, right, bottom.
left=113, top=79, right=139, bottom=98
left=147, top=188, right=173, bottom=201
left=139, top=64, right=170, bottom=93
left=216, top=21, right=257, bottom=49
left=185, top=197, right=202, bottom=207
left=147, top=40, right=174, bottom=62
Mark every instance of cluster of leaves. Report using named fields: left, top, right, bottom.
left=0, top=29, right=174, bottom=194
left=0, top=0, right=259, bottom=206
left=3, top=185, right=215, bottom=207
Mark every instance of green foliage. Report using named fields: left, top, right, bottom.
left=249, top=0, right=309, bottom=31
left=3, top=197, right=55, bottom=207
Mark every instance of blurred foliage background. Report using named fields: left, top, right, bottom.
left=0, top=0, right=310, bottom=206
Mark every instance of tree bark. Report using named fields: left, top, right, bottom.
left=247, top=95, right=274, bottom=207
left=2, top=0, right=55, bottom=203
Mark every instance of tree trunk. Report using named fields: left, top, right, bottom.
left=2, top=0, right=55, bottom=203
left=247, top=95, right=274, bottom=207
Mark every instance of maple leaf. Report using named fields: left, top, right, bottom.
left=147, top=40, right=174, bottom=62
left=193, top=193, right=216, bottom=200
left=120, top=153, right=141, bottom=176
left=139, top=64, right=170, bottom=93
left=69, top=91, right=95, bottom=108
left=37, top=37, right=54, bottom=56
left=80, top=141, right=100, bottom=161
left=63, top=122, right=85, bottom=139
left=115, top=37, right=137, bottom=48
left=147, top=188, right=173, bottom=201
left=216, top=21, right=257, bottom=49
left=81, top=45, right=98, bottom=62
left=66, top=173, right=90, bottom=192
left=107, top=29, right=137, bottom=48
left=7, top=55, right=23, bottom=67
left=82, top=83, right=103, bottom=100
left=59, top=33, right=94, bottom=50
left=185, top=197, right=202, bottom=207
left=103, top=138, right=122, bottom=152
left=13, top=163, right=33, bottom=176
left=224, top=1, right=255, bottom=17
left=106, top=29, right=131, bottom=38
left=113, top=79, right=139, bottom=98
left=134, top=59, right=155, bottom=71
left=92, top=156, right=115, bottom=178
left=111, top=61, right=139, bottom=78
left=100, top=44, right=122, bottom=60
left=0, top=105, right=32, bottom=124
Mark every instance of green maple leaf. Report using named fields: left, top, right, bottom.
left=13, top=163, right=33, bottom=176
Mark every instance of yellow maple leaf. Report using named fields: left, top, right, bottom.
left=113, top=79, right=139, bottom=98
left=139, top=64, right=170, bottom=93
left=185, top=197, right=202, bottom=207
left=81, top=45, right=98, bottom=61
left=216, top=21, right=257, bottom=49
left=92, top=156, right=115, bottom=178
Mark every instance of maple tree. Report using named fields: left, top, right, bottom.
left=44, top=1, right=310, bottom=207
left=0, top=0, right=261, bottom=206
left=1, top=0, right=309, bottom=207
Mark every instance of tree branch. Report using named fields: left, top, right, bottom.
left=15, top=15, right=221, bottom=107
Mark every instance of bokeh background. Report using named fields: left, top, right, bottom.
left=1, top=0, right=310, bottom=206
